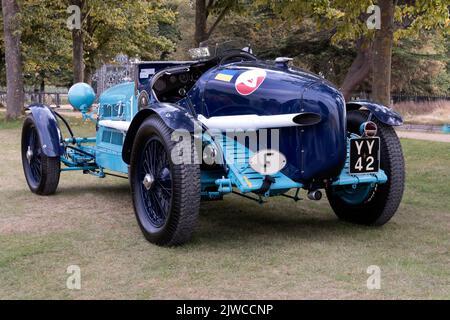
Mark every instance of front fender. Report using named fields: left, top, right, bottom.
left=346, top=100, right=403, bottom=126
left=122, top=103, right=196, bottom=164
left=26, top=104, right=63, bottom=157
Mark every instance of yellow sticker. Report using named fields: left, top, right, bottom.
left=215, top=73, right=234, bottom=82
left=243, top=176, right=253, bottom=188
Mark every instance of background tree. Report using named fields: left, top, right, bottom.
left=261, top=0, right=449, bottom=104
left=72, top=0, right=176, bottom=83
left=1, top=0, right=24, bottom=119
left=392, top=32, right=450, bottom=94
left=20, top=0, right=72, bottom=90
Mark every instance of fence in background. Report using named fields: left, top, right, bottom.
left=351, top=92, right=450, bottom=104
left=392, top=94, right=450, bottom=103
left=400, top=123, right=446, bottom=133
left=92, top=64, right=135, bottom=95
left=0, top=92, right=69, bottom=108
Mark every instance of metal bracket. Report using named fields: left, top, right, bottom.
left=232, top=191, right=266, bottom=205
left=281, top=188, right=302, bottom=202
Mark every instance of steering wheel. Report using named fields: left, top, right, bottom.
left=219, top=51, right=257, bottom=65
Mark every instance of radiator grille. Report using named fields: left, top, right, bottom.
left=111, top=132, right=123, bottom=145
left=102, top=130, right=112, bottom=143
left=102, top=130, right=123, bottom=146
left=100, top=103, right=123, bottom=118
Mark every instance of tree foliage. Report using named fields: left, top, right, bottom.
left=260, top=0, right=449, bottom=43
left=0, top=0, right=448, bottom=97
left=0, top=0, right=178, bottom=87
left=255, top=0, right=449, bottom=101
left=193, top=0, right=245, bottom=45
left=392, top=32, right=450, bottom=94
left=20, top=0, right=72, bottom=87
left=201, top=1, right=449, bottom=95
left=80, top=0, right=177, bottom=80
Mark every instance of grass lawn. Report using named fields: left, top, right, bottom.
left=0, top=113, right=449, bottom=299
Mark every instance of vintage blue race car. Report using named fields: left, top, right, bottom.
left=21, top=40, right=405, bottom=246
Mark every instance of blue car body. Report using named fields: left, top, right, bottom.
left=28, top=57, right=402, bottom=200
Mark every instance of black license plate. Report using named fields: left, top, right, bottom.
left=349, top=138, right=380, bottom=174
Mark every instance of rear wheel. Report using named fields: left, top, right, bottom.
left=326, top=110, right=405, bottom=226
left=129, top=116, right=201, bottom=246
left=21, top=115, right=60, bottom=195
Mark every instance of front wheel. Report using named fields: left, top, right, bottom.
left=129, top=116, right=201, bottom=246
left=326, top=110, right=405, bottom=226
left=21, top=115, right=61, bottom=195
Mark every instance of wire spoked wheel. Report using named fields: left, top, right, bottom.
left=139, top=137, right=173, bottom=228
left=130, top=115, right=200, bottom=246
left=25, top=125, right=42, bottom=184
left=21, top=115, right=60, bottom=195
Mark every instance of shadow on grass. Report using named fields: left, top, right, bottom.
left=195, top=199, right=387, bottom=246
left=57, top=182, right=130, bottom=196
left=54, top=182, right=390, bottom=247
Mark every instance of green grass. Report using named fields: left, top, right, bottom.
left=0, top=116, right=24, bottom=130
left=0, top=114, right=449, bottom=299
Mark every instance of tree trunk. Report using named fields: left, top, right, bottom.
left=33, top=85, right=39, bottom=104
left=40, top=75, right=45, bottom=104
left=40, top=73, right=45, bottom=93
left=194, top=0, right=208, bottom=46
left=371, top=0, right=395, bottom=106
left=72, top=29, right=84, bottom=83
left=72, top=0, right=84, bottom=83
left=84, top=64, right=93, bottom=85
left=206, top=5, right=230, bottom=39
left=340, top=38, right=372, bottom=101
left=1, top=0, right=24, bottom=120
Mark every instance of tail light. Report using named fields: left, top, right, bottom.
left=360, top=121, right=378, bottom=137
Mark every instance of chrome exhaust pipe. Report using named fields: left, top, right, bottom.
left=198, top=112, right=321, bottom=130
left=307, top=190, right=322, bottom=201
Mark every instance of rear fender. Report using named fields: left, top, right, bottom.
left=122, top=103, right=196, bottom=164
left=26, top=104, right=63, bottom=157
left=346, top=101, right=403, bottom=126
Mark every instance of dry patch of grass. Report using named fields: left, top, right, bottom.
left=393, top=100, right=450, bottom=125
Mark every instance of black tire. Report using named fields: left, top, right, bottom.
left=326, top=110, right=405, bottom=226
left=129, top=115, right=201, bottom=246
left=21, top=115, right=61, bottom=195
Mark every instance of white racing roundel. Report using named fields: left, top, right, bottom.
left=235, top=69, right=267, bottom=96
left=249, top=149, right=287, bottom=176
